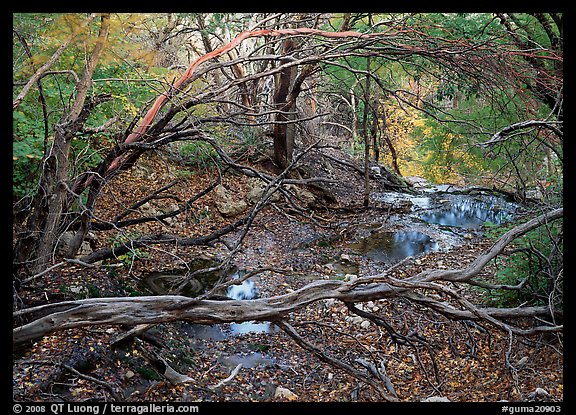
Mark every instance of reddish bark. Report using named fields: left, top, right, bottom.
left=102, top=28, right=376, bottom=177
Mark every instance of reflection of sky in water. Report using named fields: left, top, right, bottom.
left=182, top=323, right=227, bottom=341
left=351, top=231, right=439, bottom=264
left=229, top=321, right=275, bottom=335
left=420, top=197, right=515, bottom=229
left=227, top=277, right=259, bottom=300
left=226, top=273, right=274, bottom=335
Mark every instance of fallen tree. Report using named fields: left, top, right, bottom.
left=13, top=13, right=563, bottom=402
left=14, top=207, right=563, bottom=345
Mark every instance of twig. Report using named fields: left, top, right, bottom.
left=208, top=363, right=243, bottom=390
left=22, top=258, right=99, bottom=284
left=61, top=363, right=124, bottom=401
left=274, top=319, right=399, bottom=401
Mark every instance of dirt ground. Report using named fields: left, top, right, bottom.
left=13, top=146, right=563, bottom=403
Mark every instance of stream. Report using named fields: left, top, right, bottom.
left=352, top=185, right=521, bottom=265
left=140, top=181, right=522, bottom=370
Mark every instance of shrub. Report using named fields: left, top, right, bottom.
left=481, top=219, right=563, bottom=309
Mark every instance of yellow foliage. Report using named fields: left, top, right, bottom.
left=379, top=101, right=427, bottom=177
left=378, top=99, right=484, bottom=185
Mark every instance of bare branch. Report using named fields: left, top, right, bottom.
left=13, top=14, right=98, bottom=110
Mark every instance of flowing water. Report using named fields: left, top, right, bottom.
left=226, top=271, right=277, bottom=335
left=143, top=183, right=521, bottom=360
left=355, top=186, right=521, bottom=265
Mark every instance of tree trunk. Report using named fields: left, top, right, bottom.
left=19, top=14, right=111, bottom=275
left=362, top=53, right=372, bottom=207
left=370, top=103, right=379, bottom=162
left=380, top=106, right=401, bottom=175
left=273, top=39, right=297, bottom=169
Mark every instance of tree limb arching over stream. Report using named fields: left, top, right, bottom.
left=13, top=207, right=562, bottom=345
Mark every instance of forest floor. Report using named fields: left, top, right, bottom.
left=13, top=144, right=563, bottom=403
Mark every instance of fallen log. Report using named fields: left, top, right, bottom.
left=13, top=208, right=562, bottom=344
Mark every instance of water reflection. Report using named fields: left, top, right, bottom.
left=182, top=322, right=227, bottom=341
left=349, top=231, right=439, bottom=264
left=226, top=272, right=276, bottom=335
left=420, top=197, right=515, bottom=229
left=229, top=322, right=275, bottom=335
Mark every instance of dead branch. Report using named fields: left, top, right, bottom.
left=13, top=208, right=562, bottom=345
left=480, top=120, right=563, bottom=148
left=274, top=319, right=399, bottom=401
left=208, top=363, right=243, bottom=390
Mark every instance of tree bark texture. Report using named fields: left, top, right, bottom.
left=273, top=39, right=297, bottom=169
left=13, top=208, right=562, bottom=344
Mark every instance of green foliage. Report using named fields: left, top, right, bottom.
left=226, top=126, right=271, bottom=161
left=178, top=141, right=219, bottom=170
left=86, top=283, right=102, bottom=298
left=192, top=206, right=210, bottom=224
left=248, top=342, right=270, bottom=352
left=135, top=366, right=162, bottom=381
left=410, top=115, right=486, bottom=184
left=13, top=14, right=162, bottom=199
left=480, top=219, right=563, bottom=308
left=13, top=135, right=43, bottom=199
left=107, top=232, right=149, bottom=267
left=316, top=238, right=332, bottom=248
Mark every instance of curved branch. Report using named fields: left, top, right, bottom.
left=13, top=207, right=562, bottom=344
left=480, top=120, right=563, bottom=148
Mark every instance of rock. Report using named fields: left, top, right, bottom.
left=139, top=202, right=163, bottom=217
left=422, top=396, right=451, bottom=402
left=247, top=177, right=281, bottom=205
left=125, top=370, right=135, bottom=379
left=295, top=187, right=316, bottom=206
left=323, top=263, right=335, bottom=274
left=69, top=286, right=86, bottom=295
left=528, top=387, right=550, bottom=401
left=131, top=163, right=156, bottom=180
left=56, top=231, right=93, bottom=257
left=213, top=185, right=248, bottom=217
left=287, top=184, right=317, bottom=206
left=351, top=316, right=363, bottom=325
left=526, top=188, right=544, bottom=202
left=405, top=176, right=430, bottom=187
left=274, top=386, right=298, bottom=401
left=360, top=320, right=371, bottom=329
left=344, top=274, right=358, bottom=282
